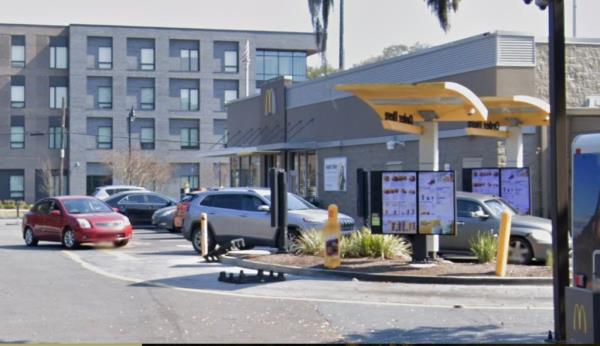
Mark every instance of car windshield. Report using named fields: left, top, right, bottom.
left=63, top=199, right=113, bottom=214
left=484, top=199, right=516, bottom=217
left=262, top=192, right=317, bottom=211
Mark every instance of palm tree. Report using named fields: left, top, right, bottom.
left=307, top=0, right=461, bottom=70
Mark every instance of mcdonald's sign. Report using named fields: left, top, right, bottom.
left=573, top=303, right=588, bottom=334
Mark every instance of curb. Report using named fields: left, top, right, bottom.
left=221, top=255, right=553, bottom=286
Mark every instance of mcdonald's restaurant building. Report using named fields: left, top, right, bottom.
left=217, top=31, right=600, bottom=222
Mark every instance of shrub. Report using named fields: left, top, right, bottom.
left=289, top=230, right=324, bottom=256
left=342, top=228, right=411, bottom=260
left=470, top=231, right=498, bottom=263
left=2, top=200, right=16, bottom=209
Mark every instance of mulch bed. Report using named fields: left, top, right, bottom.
left=248, top=254, right=552, bottom=278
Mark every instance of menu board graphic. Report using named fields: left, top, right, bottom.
left=471, top=168, right=500, bottom=196
left=501, top=168, right=531, bottom=214
left=382, top=172, right=417, bottom=234
left=418, top=172, right=456, bottom=235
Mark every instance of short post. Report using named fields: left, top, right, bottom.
left=324, top=204, right=341, bottom=269
left=496, top=211, right=512, bottom=277
left=200, top=212, right=208, bottom=257
left=16, top=200, right=20, bottom=218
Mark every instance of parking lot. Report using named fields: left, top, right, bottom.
left=0, top=221, right=555, bottom=343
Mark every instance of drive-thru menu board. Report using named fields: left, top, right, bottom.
left=471, top=168, right=500, bottom=196
left=418, top=172, right=456, bottom=235
left=501, top=168, right=531, bottom=215
left=382, top=172, right=417, bottom=234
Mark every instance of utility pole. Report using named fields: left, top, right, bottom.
left=339, top=0, right=345, bottom=70
left=58, top=96, right=66, bottom=195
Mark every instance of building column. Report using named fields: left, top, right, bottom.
left=418, top=121, right=439, bottom=256
left=506, top=126, right=524, bottom=168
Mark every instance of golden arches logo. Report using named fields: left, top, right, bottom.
left=573, top=303, right=588, bottom=334
left=264, top=89, right=276, bottom=115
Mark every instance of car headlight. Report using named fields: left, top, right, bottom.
left=122, top=217, right=131, bottom=226
left=302, top=217, right=323, bottom=224
left=77, top=218, right=92, bottom=229
left=529, top=231, right=552, bottom=243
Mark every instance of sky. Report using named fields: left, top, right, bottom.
left=1, top=0, right=600, bottom=68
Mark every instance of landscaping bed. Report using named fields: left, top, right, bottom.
left=247, top=254, right=552, bottom=278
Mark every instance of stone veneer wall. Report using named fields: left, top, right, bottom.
left=535, top=43, right=600, bottom=107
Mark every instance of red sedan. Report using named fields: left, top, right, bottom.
left=22, top=196, right=133, bottom=249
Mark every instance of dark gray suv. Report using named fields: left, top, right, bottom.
left=181, top=188, right=356, bottom=253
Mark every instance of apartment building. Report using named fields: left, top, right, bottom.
left=0, top=23, right=316, bottom=202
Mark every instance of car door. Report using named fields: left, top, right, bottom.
left=117, top=194, right=147, bottom=225
left=199, top=194, right=243, bottom=243
left=238, top=194, right=273, bottom=245
left=440, top=199, right=495, bottom=252
left=30, top=200, right=50, bottom=240
left=45, top=200, right=64, bottom=241
left=145, top=194, right=171, bottom=225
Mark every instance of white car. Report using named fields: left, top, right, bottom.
left=92, top=185, right=147, bottom=200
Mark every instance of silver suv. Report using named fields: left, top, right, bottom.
left=181, top=188, right=356, bottom=253
left=440, top=191, right=552, bottom=264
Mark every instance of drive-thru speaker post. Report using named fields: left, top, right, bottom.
left=324, top=204, right=341, bottom=269
left=200, top=212, right=208, bottom=257
left=270, top=168, right=288, bottom=253
left=495, top=211, right=512, bottom=277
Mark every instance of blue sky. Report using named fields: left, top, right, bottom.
left=1, top=0, right=599, bottom=67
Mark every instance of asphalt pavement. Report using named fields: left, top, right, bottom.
left=0, top=221, right=554, bottom=343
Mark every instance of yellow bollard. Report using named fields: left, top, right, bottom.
left=200, top=212, right=208, bottom=257
left=496, top=211, right=512, bottom=277
left=324, top=204, right=341, bottom=269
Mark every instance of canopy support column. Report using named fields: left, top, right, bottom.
left=418, top=121, right=440, bottom=259
left=506, top=126, right=524, bottom=168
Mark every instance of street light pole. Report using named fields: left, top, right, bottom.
left=128, top=106, right=136, bottom=185
left=59, top=97, right=67, bottom=195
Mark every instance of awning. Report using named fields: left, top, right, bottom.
left=336, top=82, right=488, bottom=135
left=481, top=95, right=550, bottom=126
left=197, top=147, right=277, bottom=158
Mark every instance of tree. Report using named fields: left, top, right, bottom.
left=307, top=0, right=460, bottom=68
left=103, top=151, right=173, bottom=192
left=354, top=42, right=431, bottom=67
left=39, top=158, right=56, bottom=197
left=307, top=64, right=339, bottom=79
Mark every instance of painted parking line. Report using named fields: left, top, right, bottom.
left=62, top=250, right=553, bottom=312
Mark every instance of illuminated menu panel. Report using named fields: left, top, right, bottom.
left=501, top=168, right=531, bottom=215
left=471, top=168, right=500, bottom=196
left=382, top=172, right=417, bottom=234
left=418, top=172, right=456, bottom=235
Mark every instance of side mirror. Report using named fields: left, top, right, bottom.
left=112, top=208, right=120, bottom=213
left=50, top=210, right=61, bottom=217
left=469, top=211, right=490, bottom=220
left=258, top=205, right=270, bottom=212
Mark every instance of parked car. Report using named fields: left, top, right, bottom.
left=173, top=191, right=204, bottom=231
left=104, top=191, right=178, bottom=226
left=439, top=191, right=552, bottom=264
left=181, top=188, right=356, bottom=253
left=93, top=185, right=147, bottom=200
left=22, top=196, right=132, bottom=249
left=152, top=205, right=177, bottom=232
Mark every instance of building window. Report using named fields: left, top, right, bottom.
left=50, top=46, right=68, bottom=69
left=223, top=89, right=238, bottom=109
left=140, top=127, right=155, bottom=150
left=49, top=126, right=65, bottom=149
left=97, top=87, right=112, bottom=109
left=11, top=36, right=25, bottom=68
left=180, top=49, right=199, bottom=71
left=11, top=85, right=25, bottom=108
left=10, top=175, right=24, bottom=199
left=224, top=50, right=238, bottom=72
left=180, top=88, right=199, bottom=111
left=256, top=50, right=307, bottom=83
left=97, top=126, right=112, bottom=149
left=10, top=126, right=25, bottom=149
left=180, top=128, right=199, bottom=149
left=180, top=176, right=199, bottom=190
left=50, top=86, right=68, bottom=109
left=98, top=46, right=112, bottom=69
left=140, top=88, right=155, bottom=110
left=140, top=48, right=155, bottom=70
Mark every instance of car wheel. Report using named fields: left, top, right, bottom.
left=114, top=240, right=129, bottom=248
left=508, top=236, right=533, bottom=265
left=24, top=227, right=38, bottom=247
left=167, top=227, right=179, bottom=233
left=62, top=229, right=78, bottom=249
left=191, top=226, right=215, bottom=254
